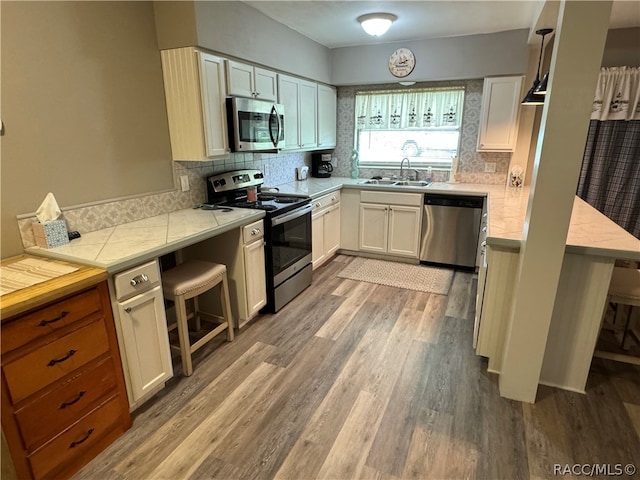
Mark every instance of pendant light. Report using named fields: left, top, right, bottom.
left=521, top=28, right=553, bottom=105
left=358, top=13, right=397, bottom=37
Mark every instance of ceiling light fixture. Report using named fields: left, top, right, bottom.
left=358, top=13, right=397, bottom=37
left=521, top=28, right=553, bottom=105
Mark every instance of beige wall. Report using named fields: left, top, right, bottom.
left=602, top=27, right=640, bottom=67
left=1, top=1, right=174, bottom=258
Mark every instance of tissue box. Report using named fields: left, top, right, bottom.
left=32, top=220, right=69, bottom=248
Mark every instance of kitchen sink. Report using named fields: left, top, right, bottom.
left=360, top=179, right=397, bottom=185
left=394, top=180, right=431, bottom=187
left=359, top=179, right=431, bottom=187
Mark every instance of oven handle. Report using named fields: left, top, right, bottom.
left=271, top=203, right=312, bottom=226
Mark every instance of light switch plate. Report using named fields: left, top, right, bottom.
left=180, top=175, right=190, bottom=191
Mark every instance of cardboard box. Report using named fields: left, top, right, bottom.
left=32, top=220, right=69, bottom=248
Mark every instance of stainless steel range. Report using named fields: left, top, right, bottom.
left=206, top=169, right=312, bottom=313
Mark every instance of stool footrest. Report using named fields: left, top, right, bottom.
left=191, top=323, right=230, bottom=352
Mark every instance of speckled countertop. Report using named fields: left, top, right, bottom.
left=26, top=207, right=265, bottom=274
left=276, top=177, right=640, bottom=260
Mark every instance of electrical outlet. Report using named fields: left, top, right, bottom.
left=484, top=162, right=496, bottom=173
left=180, top=175, right=189, bottom=192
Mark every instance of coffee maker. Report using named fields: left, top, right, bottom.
left=311, top=153, right=333, bottom=178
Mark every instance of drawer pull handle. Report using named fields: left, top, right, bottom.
left=69, top=428, right=94, bottom=448
left=130, top=274, right=149, bottom=286
left=39, top=311, right=69, bottom=327
left=47, top=349, right=76, bottom=366
left=60, top=391, right=86, bottom=409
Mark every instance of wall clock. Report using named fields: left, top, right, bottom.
left=388, top=48, right=416, bottom=78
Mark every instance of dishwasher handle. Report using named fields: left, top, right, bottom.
left=424, top=194, right=483, bottom=209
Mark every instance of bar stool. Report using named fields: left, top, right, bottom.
left=162, top=260, right=234, bottom=376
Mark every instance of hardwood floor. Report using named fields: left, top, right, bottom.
left=73, top=255, right=640, bottom=480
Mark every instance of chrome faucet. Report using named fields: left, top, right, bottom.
left=400, top=157, right=411, bottom=180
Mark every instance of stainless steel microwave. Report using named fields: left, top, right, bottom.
left=226, top=97, right=285, bottom=152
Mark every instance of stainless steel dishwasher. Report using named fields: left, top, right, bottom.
left=419, top=194, right=483, bottom=269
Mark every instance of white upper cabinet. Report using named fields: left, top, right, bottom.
left=161, top=48, right=228, bottom=160
left=226, top=60, right=278, bottom=101
left=477, top=76, right=523, bottom=152
left=278, top=74, right=317, bottom=150
left=317, top=84, right=337, bottom=148
left=278, top=74, right=300, bottom=150
left=299, top=79, right=318, bottom=148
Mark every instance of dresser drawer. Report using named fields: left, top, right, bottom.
left=1, top=288, right=102, bottom=354
left=28, top=395, right=124, bottom=480
left=15, top=357, right=118, bottom=452
left=3, top=320, right=110, bottom=404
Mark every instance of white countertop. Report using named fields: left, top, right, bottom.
left=26, top=207, right=265, bottom=274
left=277, top=177, right=640, bottom=260
left=26, top=177, right=639, bottom=271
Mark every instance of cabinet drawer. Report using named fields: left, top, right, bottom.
left=242, top=220, right=264, bottom=244
left=360, top=190, right=422, bottom=206
left=312, top=191, right=340, bottom=212
left=4, top=320, right=110, bottom=404
left=113, top=260, right=160, bottom=301
left=15, top=357, right=118, bottom=451
left=28, top=395, right=123, bottom=480
left=1, top=288, right=102, bottom=354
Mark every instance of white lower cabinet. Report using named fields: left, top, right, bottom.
left=243, top=231, right=267, bottom=318
left=358, top=191, right=422, bottom=258
left=111, top=260, right=173, bottom=409
left=312, top=192, right=341, bottom=269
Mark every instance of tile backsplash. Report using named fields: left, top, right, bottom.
left=17, top=151, right=311, bottom=248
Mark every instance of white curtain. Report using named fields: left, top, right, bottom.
left=591, top=66, right=640, bottom=121
left=355, top=87, right=465, bottom=130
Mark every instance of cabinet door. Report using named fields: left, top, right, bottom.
left=312, top=210, right=326, bottom=269
left=317, top=84, right=337, bottom=148
left=359, top=203, right=388, bottom=253
left=324, top=204, right=341, bottom=257
left=226, top=60, right=254, bottom=98
left=254, top=67, right=278, bottom=102
left=243, top=240, right=267, bottom=317
left=387, top=205, right=421, bottom=257
left=278, top=75, right=300, bottom=149
left=299, top=79, right=318, bottom=148
left=199, top=53, right=228, bottom=157
left=477, top=76, right=523, bottom=151
left=117, top=286, right=173, bottom=403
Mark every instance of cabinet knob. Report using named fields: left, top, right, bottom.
left=251, top=228, right=261, bottom=236
left=124, top=307, right=132, bottom=313
left=315, top=202, right=321, bottom=208
left=331, top=196, right=336, bottom=201
left=130, top=274, right=149, bottom=286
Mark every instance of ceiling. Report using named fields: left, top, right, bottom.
left=244, top=1, right=640, bottom=49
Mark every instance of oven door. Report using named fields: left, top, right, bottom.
left=270, top=203, right=312, bottom=287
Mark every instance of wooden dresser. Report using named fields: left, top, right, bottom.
left=1, top=255, right=131, bottom=480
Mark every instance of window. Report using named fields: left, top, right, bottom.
left=355, top=87, right=465, bottom=169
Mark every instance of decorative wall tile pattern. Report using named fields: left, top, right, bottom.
left=18, top=151, right=310, bottom=248
left=334, top=79, right=511, bottom=184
